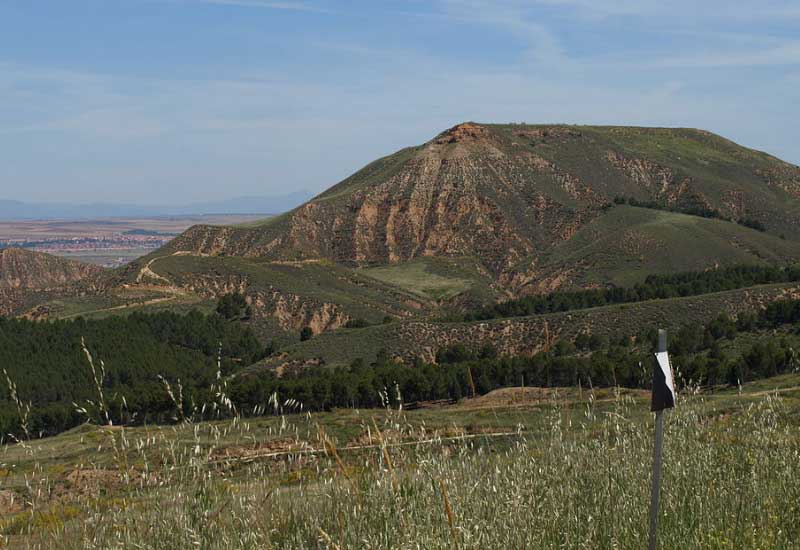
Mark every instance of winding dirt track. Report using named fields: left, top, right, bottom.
left=60, top=290, right=184, bottom=319
left=136, top=256, right=173, bottom=285
left=61, top=253, right=197, bottom=318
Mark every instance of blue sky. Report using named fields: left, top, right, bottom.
left=1, top=0, right=798, bottom=204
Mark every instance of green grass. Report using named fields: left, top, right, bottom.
left=2, top=374, right=799, bottom=548
left=537, top=205, right=800, bottom=288
left=360, top=258, right=480, bottom=301
left=490, top=124, right=800, bottom=240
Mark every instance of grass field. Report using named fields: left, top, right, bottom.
left=362, top=261, right=471, bottom=301
left=1, top=373, right=798, bottom=548
left=51, top=248, right=157, bottom=267
left=360, top=257, right=494, bottom=301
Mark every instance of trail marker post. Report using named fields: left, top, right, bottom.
left=648, top=329, right=675, bottom=550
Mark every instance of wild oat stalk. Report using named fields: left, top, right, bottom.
left=317, top=526, right=342, bottom=550
left=439, top=479, right=460, bottom=550
left=318, top=426, right=351, bottom=481
left=80, top=337, right=111, bottom=426
left=158, top=375, right=186, bottom=423
left=3, top=368, right=31, bottom=443
left=371, top=417, right=398, bottom=491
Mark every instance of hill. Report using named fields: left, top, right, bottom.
left=0, top=248, right=103, bottom=290
left=0, top=248, right=107, bottom=317
left=160, top=123, right=800, bottom=293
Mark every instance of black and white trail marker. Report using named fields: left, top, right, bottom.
left=648, top=329, right=675, bottom=550
left=651, top=348, right=676, bottom=412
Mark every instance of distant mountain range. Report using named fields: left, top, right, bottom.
left=0, top=191, right=313, bottom=220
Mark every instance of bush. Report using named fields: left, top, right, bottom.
left=216, top=293, right=250, bottom=320
left=344, top=318, right=371, bottom=329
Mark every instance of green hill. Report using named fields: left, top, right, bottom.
left=536, top=204, right=800, bottom=288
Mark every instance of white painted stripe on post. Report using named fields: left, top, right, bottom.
left=655, top=351, right=675, bottom=401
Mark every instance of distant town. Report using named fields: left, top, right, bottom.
left=0, top=234, right=172, bottom=267
left=0, top=214, right=267, bottom=267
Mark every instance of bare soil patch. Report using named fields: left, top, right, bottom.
left=0, top=489, right=23, bottom=515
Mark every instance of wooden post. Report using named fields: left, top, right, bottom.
left=648, top=329, right=667, bottom=550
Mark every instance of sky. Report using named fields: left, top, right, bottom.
left=1, top=0, right=798, bottom=205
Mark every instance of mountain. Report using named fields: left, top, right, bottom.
left=0, top=248, right=103, bottom=290
left=162, top=123, right=800, bottom=293
left=0, top=191, right=313, bottom=220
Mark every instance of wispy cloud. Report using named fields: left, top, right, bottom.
left=433, top=0, right=800, bottom=72
left=584, top=40, right=800, bottom=70
left=145, top=0, right=329, bottom=13
left=437, top=0, right=572, bottom=68
left=514, top=0, right=800, bottom=20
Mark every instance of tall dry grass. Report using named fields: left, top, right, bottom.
left=2, top=346, right=799, bottom=549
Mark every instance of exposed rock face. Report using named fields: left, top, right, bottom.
left=606, top=150, right=692, bottom=204
left=0, top=248, right=103, bottom=290
left=756, top=163, right=800, bottom=200
left=435, top=122, right=491, bottom=144
left=252, top=291, right=349, bottom=333
left=174, top=272, right=350, bottom=333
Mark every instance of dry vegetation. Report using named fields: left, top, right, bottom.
left=1, top=360, right=799, bottom=549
